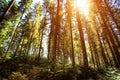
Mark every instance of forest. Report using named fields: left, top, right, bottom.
left=0, top=0, right=120, bottom=80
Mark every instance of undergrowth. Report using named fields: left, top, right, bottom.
left=0, top=57, right=120, bottom=80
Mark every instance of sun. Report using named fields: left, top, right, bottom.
left=74, top=0, right=89, bottom=15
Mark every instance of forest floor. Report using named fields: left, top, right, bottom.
left=0, top=57, right=120, bottom=80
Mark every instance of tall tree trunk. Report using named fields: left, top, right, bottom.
left=47, top=25, right=52, bottom=60
left=66, top=0, right=75, bottom=68
left=2, top=5, right=27, bottom=58
left=76, top=10, right=88, bottom=67
left=38, top=25, right=44, bottom=59
left=96, top=0, right=120, bottom=67
left=98, top=14, right=120, bottom=67
left=103, top=0, right=120, bottom=32
left=52, top=0, right=60, bottom=71
left=86, top=24, right=96, bottom=68
left=19, top=37, right=25, bottom=56
left=3, top=24, right=18, bottom=58
left=13, top=35, right=23, bottom=57
left=93, top=18, right=109, bottom=66
left=69, top=16, right=75, bottom=68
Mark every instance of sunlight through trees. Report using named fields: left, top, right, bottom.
left=0, top=0, right=120, bottom=79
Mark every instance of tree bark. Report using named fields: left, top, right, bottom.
left=76, top=10, right=88, bottom=67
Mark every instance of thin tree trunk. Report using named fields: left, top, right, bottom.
left=93, top=18, right=109, bottom=66
left=86, top=25, right=96, bottom=68
left=103, top=0, right=120, bottom=32
left=13, top=35, right=23, bottom=57
left=96, top=0, right=120, bottom=67
left=3, top=6, right=26, bottom=58
left=38, top=25, right=44, bottom=59
left=0, top=0, right=15, bottom=23
left=19, top=36, right=26, bottom=56
left=98, top=15, right=120, bottom=67
left=69, top=17, right=75, bottom=68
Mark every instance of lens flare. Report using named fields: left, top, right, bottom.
left=74, top=0, right=89, bottom=15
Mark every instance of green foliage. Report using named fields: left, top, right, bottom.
left=0, top=0, right=20, bottom=56
left=58, top=66, right=100, bottom=80
left=9, top=72, right=28, bottom=80
left=0, top=0, right=7, bottom=11
left=0, top=55, right=120, bottom=80
left=99, top=67, right=120, bottom=80
left=32, top=65, right=103, bottom=80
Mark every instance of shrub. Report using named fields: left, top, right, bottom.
left=9, top=72, right=28, bottom=80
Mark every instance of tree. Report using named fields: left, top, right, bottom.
left=0, top=0, right=15, bottom=23
left=76, top=9, right=88, bottom=67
